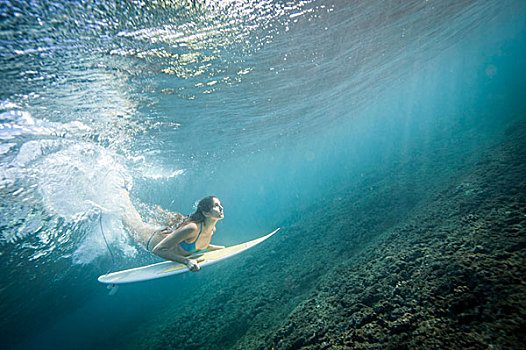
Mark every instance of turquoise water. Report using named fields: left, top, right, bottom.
left=1, top=0, right=525, bottom=349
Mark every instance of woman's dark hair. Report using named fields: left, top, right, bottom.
left=159, top=196, right=220, bottom=229
left=186, top=196, right=220, bottom=224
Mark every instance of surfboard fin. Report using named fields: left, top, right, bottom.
left=107, top=283, right=119, bottom=296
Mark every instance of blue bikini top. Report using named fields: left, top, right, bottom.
left=178, top=223, right=203, bottom=253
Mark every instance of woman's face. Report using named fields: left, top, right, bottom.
left=205, top=197, right=224, bottom=220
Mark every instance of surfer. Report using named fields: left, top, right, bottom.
left=120, top=190, right=225, bottom=272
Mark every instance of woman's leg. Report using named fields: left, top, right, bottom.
left=120, top=189, right=159, bottom=245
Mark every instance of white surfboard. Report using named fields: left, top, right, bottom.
left=98, top=228, right=279, bottom=286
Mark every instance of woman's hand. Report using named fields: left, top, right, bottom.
left=186, top=259, right=201, bottom=272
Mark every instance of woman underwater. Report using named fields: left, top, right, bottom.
left=121, top=190, right=225, bottom=272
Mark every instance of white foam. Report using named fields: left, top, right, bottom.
left=31, top=142, right=140, bottom=264
left=72, top=213, right=138, bottom=265
left=0, top=110, right=91, bottom=141
left=0, top=142, right=15, bottom=155
left=0, top=109, right=154, bottom=264
left=140, top=167, right=185, bottom=180
left=38, top=143, right=130, bottom=221
left=0, top=101, right=21, bottom=110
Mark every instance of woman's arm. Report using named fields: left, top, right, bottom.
left=206, top=244, right=225, bottom=251
left=205, top=227, right=225, bottom=250
left=151, top=224, right=201, bottom=271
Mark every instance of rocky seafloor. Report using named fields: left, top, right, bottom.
left=124, top=120, right=525, bottom=350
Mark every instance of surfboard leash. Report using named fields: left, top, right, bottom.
left=99, top=213, right=116, bottom=274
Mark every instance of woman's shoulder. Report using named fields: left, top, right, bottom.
left=178, top=221, right=199, bottom=233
